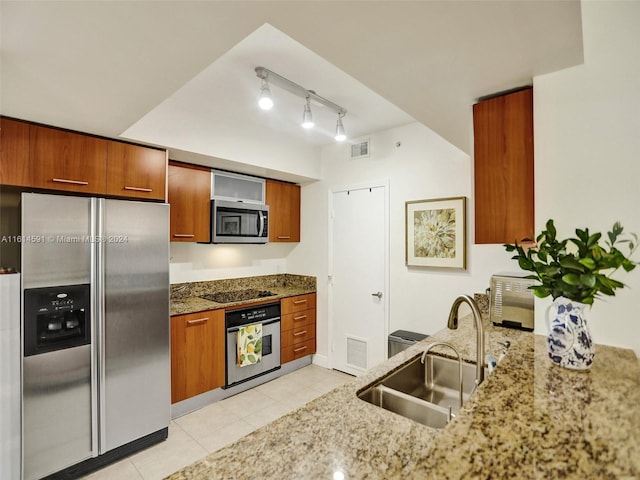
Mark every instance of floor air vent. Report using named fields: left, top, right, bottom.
left=346, top=336, right=368, bottom=370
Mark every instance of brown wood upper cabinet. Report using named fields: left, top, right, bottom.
left=106, top=142, right=166, bottom=200
left=0, top=117, right=31, bottom=186
left=473, top=87, right=534, bottom=244
left=1, top=117, right=168, bottom=200
left=168, top=162, right=211, bottom=242
left=266, top=179, right=300, bottom=242
left=30, top=124, right=108, bottom=194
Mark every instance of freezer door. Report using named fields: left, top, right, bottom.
left=0, top=274, right=21, bottom=480
left=21, top=193, right=92, bottom=289
left=21, top=194, right=95, bottom=479
left=100, top=199, right=170, bottom=453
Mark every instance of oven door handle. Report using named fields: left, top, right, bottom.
left=226, top=318, right=281, bottom=333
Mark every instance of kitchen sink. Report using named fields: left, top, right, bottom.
left=358, top=384, right=452, bottom=429
left=357, top=354, right=488, bottom=429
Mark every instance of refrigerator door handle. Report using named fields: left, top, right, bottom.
left=93, top=197, right=106, bottom=456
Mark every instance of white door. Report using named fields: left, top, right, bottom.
left=329, top=184, right=387, bottom=376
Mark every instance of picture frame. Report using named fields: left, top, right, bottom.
left=405, top=196, right=466, bottom=269
left=222, top=216, right=241, bottom=234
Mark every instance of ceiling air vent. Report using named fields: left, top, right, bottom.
left=350, top=139, right=370, bottom=159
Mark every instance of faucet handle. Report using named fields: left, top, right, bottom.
left=497, top=340, right=511, bottom=363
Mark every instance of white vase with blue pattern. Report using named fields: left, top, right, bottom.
left=546, top=297, right=595, bottom=370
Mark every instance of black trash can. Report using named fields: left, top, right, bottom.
left=388, top=330, right=428, bottom=358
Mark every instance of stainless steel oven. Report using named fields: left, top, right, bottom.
left=225, top=302, right=281, bottom=387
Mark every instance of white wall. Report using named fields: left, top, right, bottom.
left=287, top=122, right=516, bottom=360
left=533, top=0, right=640, bottom=355
left=171, top=0, right=640, bottom=359
left=169, top=242, right=297, bottom=283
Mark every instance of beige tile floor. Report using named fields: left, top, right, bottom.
left=84, top=365, right=353, bottom=480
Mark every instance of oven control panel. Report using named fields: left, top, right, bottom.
left=225, top=302, right=281, bottom=329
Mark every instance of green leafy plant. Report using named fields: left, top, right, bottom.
left=504, top=219, right=638, bottom=305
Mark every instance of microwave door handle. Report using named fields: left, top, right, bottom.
left=258, top=211, right=265, bottom=237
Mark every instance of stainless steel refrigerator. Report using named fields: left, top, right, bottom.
left=21, top=192, right=170, bottom=480
left=0, top=273, right=21, bottom=480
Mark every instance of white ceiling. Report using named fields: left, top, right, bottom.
left=0, top=1, right=584, bottom=181
left=120, top=23, right=416, bottom=182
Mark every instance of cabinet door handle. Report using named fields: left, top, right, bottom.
left=293, top=315, right=307, bottom=322
left=173, top=234, right=195, bottom=238
left=293, top=345, right=308, bottom=353
left=187, top=317, right=208, bottom=326
left=124, top=186, right=153, bottom=193
left=277, top=236, right=291, bottom=240
left=52, top=178, right=89, bottom=186
left=293, top=299, right=307, bottom=305
left=293, top=330, right=307, bottom=337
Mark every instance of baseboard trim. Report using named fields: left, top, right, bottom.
left=41, top=428, right=168, bottom=480
left=312, top=354, right=329, bottom=368
left=171, top=355, right=313, bottom=419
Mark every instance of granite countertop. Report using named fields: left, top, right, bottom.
left=170, top=274, right=316, bottom=316
left=166, top=308, right=640, bottom=479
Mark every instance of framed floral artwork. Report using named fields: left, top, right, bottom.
left=405, top=196, right=466, bottom=269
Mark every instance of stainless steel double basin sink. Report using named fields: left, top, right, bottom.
left=357, top=353, right=487, bottom=429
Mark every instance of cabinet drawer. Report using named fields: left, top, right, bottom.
left=282, top=308, right=315, bottom=331
left=282, top=338, right=316, bottom=364
left=282, top=323, right=316, bottom=348
left=281, top=293, right=316, bottom=315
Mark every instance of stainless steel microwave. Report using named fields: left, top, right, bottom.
left=211, top=199, right=269, bottom=244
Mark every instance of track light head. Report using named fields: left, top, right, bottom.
left=258, top=78, right=273, bottom=110
left=334, top=113, right=347, bottom=142
left=302, top=97, right=314, bottom=129
left=255, top=67, right=347, bottom=140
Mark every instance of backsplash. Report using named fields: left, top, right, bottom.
left=474, top=293, right=489, bottom=315
left=171, top=274, right=316, bottom=300
left=169, top=242, right=295, bottom=284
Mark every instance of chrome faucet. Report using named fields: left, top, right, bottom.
left=421, top=341, right=463, bottom=413
left=447, top=294, right=485, bottom=388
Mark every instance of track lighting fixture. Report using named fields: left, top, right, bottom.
left=258, top=77, right=273, bottom=110
left=302, top=97, right=314, bottom=129
left=255, top=66, right=347, bottom=141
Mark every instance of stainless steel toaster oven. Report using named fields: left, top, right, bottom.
left=489, top=273, right=535, bottom=331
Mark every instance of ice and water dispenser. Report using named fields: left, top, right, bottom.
left=23, top=284, right=91, bottom=357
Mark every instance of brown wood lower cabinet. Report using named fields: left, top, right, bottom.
left=170, top=309, right=225, bottom=404
left=281, top=293, right=316, bottom=364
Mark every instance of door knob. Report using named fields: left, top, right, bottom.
left=371, top=291, right=383, bottom=299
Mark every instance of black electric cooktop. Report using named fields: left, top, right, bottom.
left=200, top=289, right=276, bottom=304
